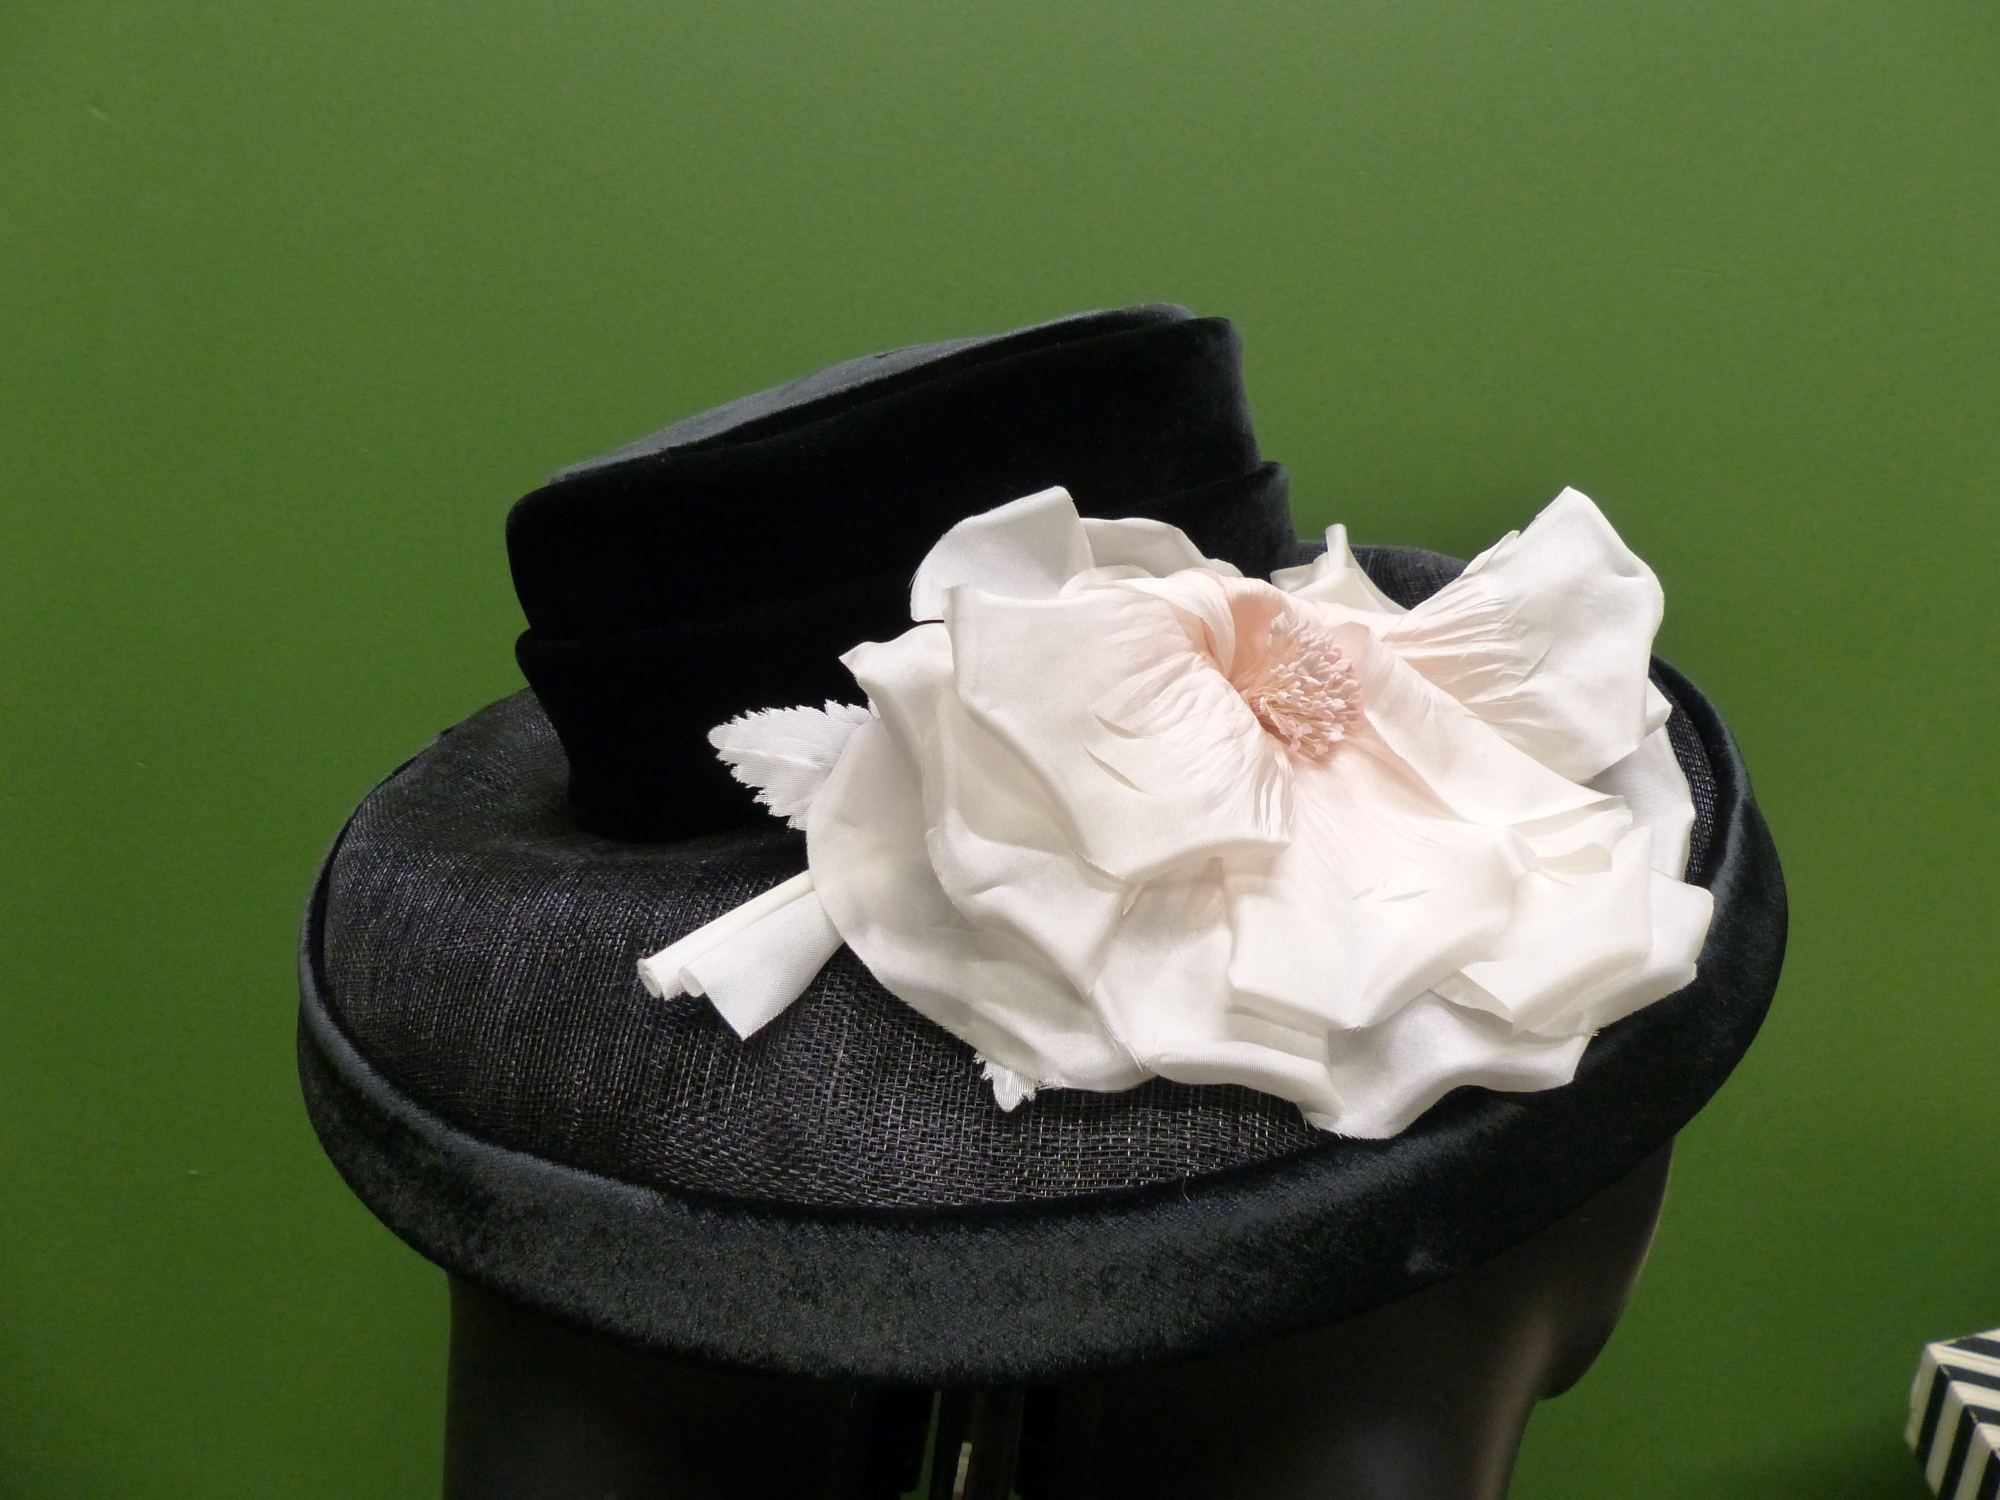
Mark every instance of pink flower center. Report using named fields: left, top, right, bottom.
left=1238, top=612, right=1361, bottom=761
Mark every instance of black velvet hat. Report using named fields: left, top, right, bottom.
left=299, top=305, right=1786, bottom=1386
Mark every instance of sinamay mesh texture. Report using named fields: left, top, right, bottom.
left=319, top=547, right=1717, bottom=1209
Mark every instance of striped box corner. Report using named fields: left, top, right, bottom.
left=1910, top=1328, right=2000, bottom=1500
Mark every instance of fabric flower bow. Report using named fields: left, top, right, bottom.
left=640, top=486, right=1713, bottom=1137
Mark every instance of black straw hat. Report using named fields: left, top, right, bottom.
left=299, top=306, right=1785, bottom=1386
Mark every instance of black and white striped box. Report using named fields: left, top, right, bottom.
left=1910, top=1328, right=2000, bottom=1500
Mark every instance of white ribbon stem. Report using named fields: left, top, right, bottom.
left=637, top=871, right=842, bottom=1040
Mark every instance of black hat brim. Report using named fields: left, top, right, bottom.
left=299, top=642, right=1782, bottom=1388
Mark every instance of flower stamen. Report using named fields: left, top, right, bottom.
left=1239, top=612, right=1361, bottom=761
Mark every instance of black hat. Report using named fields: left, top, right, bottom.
left=299, top=306, right=1785, bottom=1385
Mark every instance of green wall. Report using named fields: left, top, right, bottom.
left=3, top=3, right=1994, bottom=1495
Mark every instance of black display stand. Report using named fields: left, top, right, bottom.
left=444, top=1144, right=1672, bottom=1500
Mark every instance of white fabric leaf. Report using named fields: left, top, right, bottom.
left=708, top=701, right=875, bottom=829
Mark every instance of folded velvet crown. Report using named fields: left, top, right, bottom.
left=300, top=305, right=1786, bottom=1384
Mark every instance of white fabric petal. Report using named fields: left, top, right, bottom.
left=1384, top=488, right=1669, bottom=782
left=1525, top=871, right=1713, bottom=1037
left=945, top=585, right=1290, bottom=883
left=926, top=689, right=1130, bottom=994
left=1310, top=993, right=1590, bottom=1138
left=1220, top=743, right=1523, bottom=1031
left=1327, top=619, right=1609, bottom=828
left=909, top=486, right=1093, bottom=620
left=636, top=871, right=843, bottom=1039
left=1081, top=514, right=1243, bottom=578
left=852, top=621, right=1131, bottom=994
left=1588, top=724, right=1697, bottom=879
left=708, top=701, right=875, bottom=829
left=1094, top=866, right=1350, bottom=1120
left=1432, top=827, right=1657, bottom=1033
left=815, top=652, right=1145, bottom=1092
left=1270, top=524, right=1406, bottom=614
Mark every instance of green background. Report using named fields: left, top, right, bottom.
left=3, top=1, right=1994, bottom=1494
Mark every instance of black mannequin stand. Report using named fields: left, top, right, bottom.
left=444, top=1143, right=1672, bottom=1500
